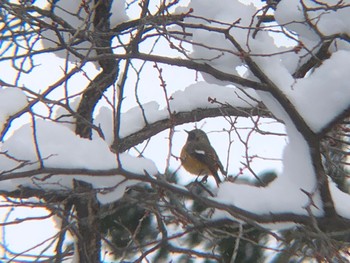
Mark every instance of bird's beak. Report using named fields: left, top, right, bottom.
left=185, top=130, right=190, bottom=134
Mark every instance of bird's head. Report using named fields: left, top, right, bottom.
left=185, top=129, right=210, bottom=143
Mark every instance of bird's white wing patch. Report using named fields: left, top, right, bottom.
left=194, top=150, right=206, bottom=155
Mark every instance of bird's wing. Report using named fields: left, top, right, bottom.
left=214, top=151, right=226, bottom=175
left=187, top=145, right=220, bottom=175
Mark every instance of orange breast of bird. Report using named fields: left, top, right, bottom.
left=180, top=147, right=213, bottom=176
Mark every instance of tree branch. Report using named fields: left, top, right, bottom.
left=75, top=0, right=119, bottom=138
left=1, top=167, right=350, bottom=233
left=112, top=103, right=271, bottom=152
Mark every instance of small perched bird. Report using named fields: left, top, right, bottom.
left=181, top=129, right=226, bottom=186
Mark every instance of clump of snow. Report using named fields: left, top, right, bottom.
left=178, top=0, right=281, bottom=84
left=277, top=0, right=350, bottom=36
left=170, top=82, right=259, bottom=111
left=0, top=119, right=158, bottom=203
left=258, top=49, right=350, bottom=133
left=275, top=1, right=319, bottom=43
left=118, top=101, right=169, bottom=138
left=96, top=178, right=136, bottom=205
left=1, top=118, right=158, bottom=176
left=215, top=123, right=322, bottom=222
left=54, top=98, right=80, bottom=132
left=275, top=0, right=350, bottom=52
left=286, top=50, right=350, bottom=132
left=252, top=52, right=350, bottom=133
left=94, top=101, right=163, bottom=141
left=40, top=0, right=95, bottom=63
left=1, top=120, right=117, bottom=171
left=119, top=152, right=158, bottom=176
left=178, top=0, right=350, bottom=135
left=40, top=0, right=128, bottom=64
left=94, top=82, right=259, bottom=141
left=93, top=106, right=114, bottom=144
left=110, top=0, right=129, bottom=26
left=177, top=0, right=350, bottom=136
left=0, top=88, right=28, bottom=133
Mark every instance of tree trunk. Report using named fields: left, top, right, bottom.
left=73, top=180, right=101, bottom=263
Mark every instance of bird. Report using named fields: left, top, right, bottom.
left=180, top=129, right=226, bottom=187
